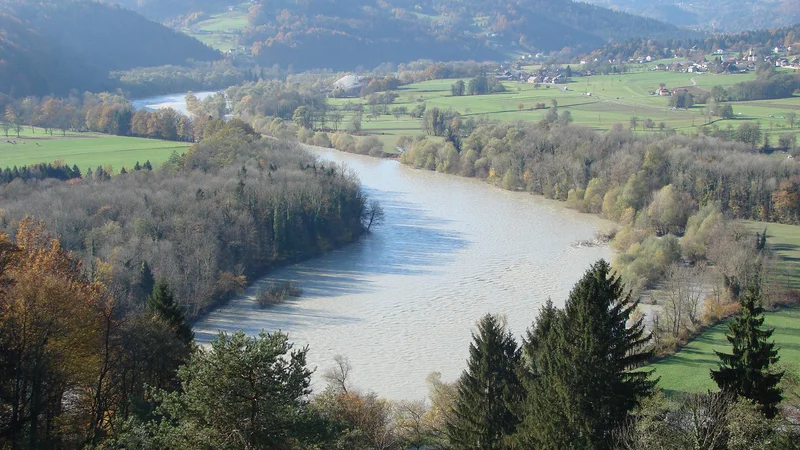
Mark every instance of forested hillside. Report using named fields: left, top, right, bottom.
left=0, top=0, right=220, bottom=96
left=115, top=0, right=686, bottom=70
left=585, top=0, right=800, bottom=32
left=245, top=0, right=686, bottom=70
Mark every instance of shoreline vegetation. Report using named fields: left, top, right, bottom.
left=0, top=118, right=377, bottom=323
left=242, top=97, right=800, bottom=363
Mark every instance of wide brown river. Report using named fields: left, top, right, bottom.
left=192, top=147, right=612, bottom=400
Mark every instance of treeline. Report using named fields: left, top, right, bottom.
left=398, top=119, right=800, bottom=302
left=0, top=93, right=196, bottom=142
left=0, top=119, right=371, bottom=319
left=715, top=69, right=800, bottom=101
left=585, top=23, right=800, bottom=63
left=0, top=162, right=82, bottom=184
left=111, top=61, right=280, bottom=99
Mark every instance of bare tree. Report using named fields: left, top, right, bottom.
left=394, top=400, right=431, bottom=450
left=661, top=263, right=707, bottom=337
left=323, top=354, right=352, bottom=394
left=362, top=199, right=386, bottom=232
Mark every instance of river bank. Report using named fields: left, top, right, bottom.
left=193, top=146, right=612, bottom=399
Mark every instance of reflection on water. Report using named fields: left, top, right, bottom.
left=194, top=147, right=613, bottom=400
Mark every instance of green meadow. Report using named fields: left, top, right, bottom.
left=0, top=129, right=188, bottom=173
left=330, top=70, right=799, bottom=146
left=649, top=307, right=800, bottom=395
left=745, top=221, right=800, bottom=291
left=648, top=220, right=800, bottom=395
left=185, top=5, right=249, bottom=52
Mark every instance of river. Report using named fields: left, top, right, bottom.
left=192, top=147, right=613, bottom=400
left=131, top=91, right=216, bottom=115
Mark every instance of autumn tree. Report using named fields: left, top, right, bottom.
left=0, top=218, right=105, bottom=448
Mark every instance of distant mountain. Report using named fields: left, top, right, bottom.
left=110, top=0, right=690, bottom=70
left=242, top=0, right=689, bottom=70
left=0, top=0, right=220, bottom=97
left=583, top=0, right=800, bottom=32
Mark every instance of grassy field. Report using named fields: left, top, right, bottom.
left=332, top=70, right=800, bottom=146
left=649, top=307, right=800, bottom=395
left=0, top=128, right=188, bottom=173
left=744, top=221, right=800, bottom=291
left=648, top=220, right=800, bottom=395
left=185, top=5, right=249, bottom=52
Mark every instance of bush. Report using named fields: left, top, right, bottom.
left=257, top=281, right=302, bottom=308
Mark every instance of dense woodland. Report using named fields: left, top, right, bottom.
left=0, top=119, right=370, bottom=318
left=0, top=0, right=220, bottom=97
left=149, top=0, right=685, bottom=71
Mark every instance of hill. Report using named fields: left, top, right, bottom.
left=584, top=0, right=800, bottom=32
left=113, top=0, right=689, bottom=71
left=0, top=0, right=220, bottom=97
left=247, top=0, right=689, bottom=70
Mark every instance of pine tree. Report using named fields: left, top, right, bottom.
left=146, top=279, right=193, bottom=346
left=515, top=260, right=656, bottom=449
left=711, top=281, right=783, bottom=418
left=447, top=314, right=523, bottom=450
left=138, top=261, right=155, bottom=301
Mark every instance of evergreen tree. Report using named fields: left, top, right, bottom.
left=138, top=261, right=155, bottom=301
left=146, top=279, right=193, bottom=346
left=515, top=260, right=655, bottom=449
left=711, top=281, right=783, bottom=418
left=133, top=331, right=315, bottom=449
left=447, top=314, right=523, bottom=449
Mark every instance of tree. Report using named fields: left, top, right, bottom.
left=330, top=110, right=344, bottom=130
left=630, top=116, right=639, bottom=131
left=142, top=330, right=314, bottom=449
left=467, top=75, right=489, bottom=95
left=362, top=199, right=385, bottom=232
left=711, top=281, right=783, bottom=418
left=447, top=314, right=522, bottom=449
left=515, top=260, right=656, bottom=449
left=146, top=279, right=193, bottom=346
left=787, top=111, right=797, bottom=129
left=293, top=105, right=313, bottom=129
left=451, top=79, right=466, bottom=96
left=5, top=106, right=20, bottom=138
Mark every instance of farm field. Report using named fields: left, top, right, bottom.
left=0, top=128, right=189, bottom=173
left=330, top=70, right=799, bottom=145
left=649, top=307, right=800, bottom=395
left=184, top=5, right=249, bottom=52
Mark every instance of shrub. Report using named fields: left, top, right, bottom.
left=257, top=281, right=302, bottom=308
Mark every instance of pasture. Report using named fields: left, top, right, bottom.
left=0, top=129, right=189, bottom=173
left=649, top=307, right=800, bottom=395
left=329, top=70, right=799, bottom=146
left=185, top=4, right=249, bottom=52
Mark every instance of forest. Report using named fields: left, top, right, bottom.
left=0, top=0, right=220, bottom=97
left=237, top=0, right=683, bottom=71
left=0, top=118, right=371, bottom=319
